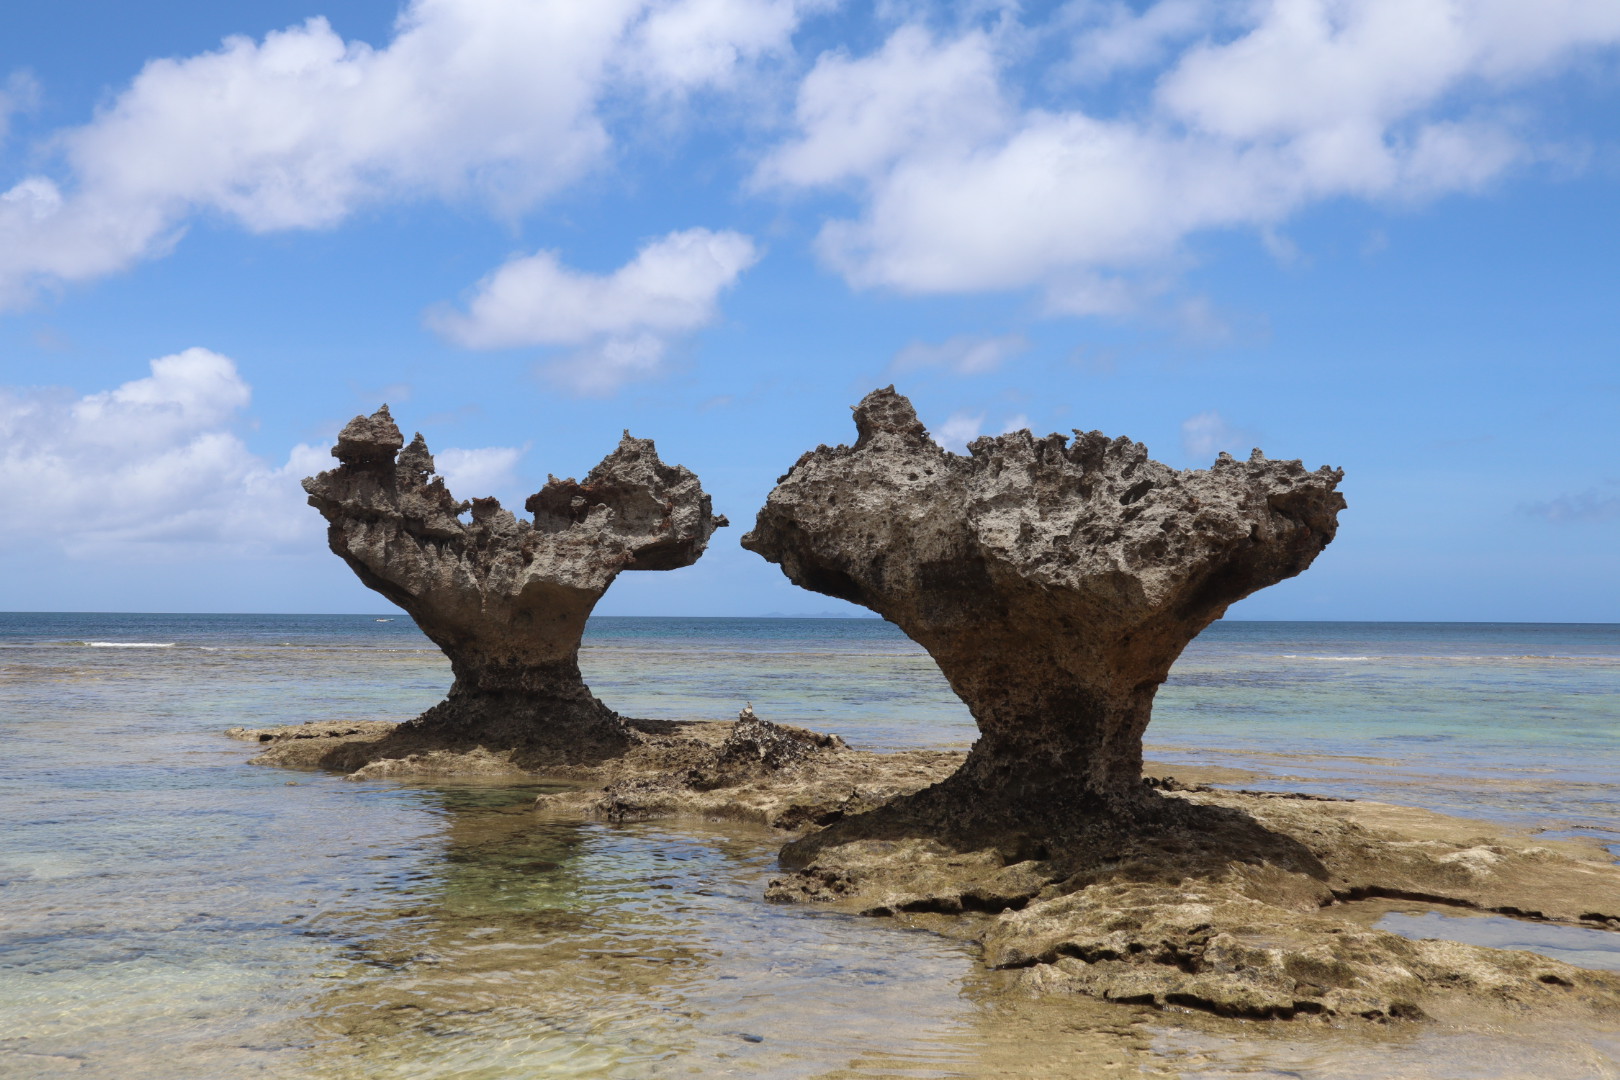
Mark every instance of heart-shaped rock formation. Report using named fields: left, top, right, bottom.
left=302, top=405, right=726, bottom=765
left=744, top=387, right=1344, bottom=823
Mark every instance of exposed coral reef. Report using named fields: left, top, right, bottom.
left=232, top=706, right=962, bottom=825
left=743, top=386, right=1344, bottom=817
left=551, top=705, right=964, bottom=830
left=767, top=786, right=1620, bottom=1022
left=298, top=404, right=725, bottom=769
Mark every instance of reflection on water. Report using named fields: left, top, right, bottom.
left=0, top=766, right=1163, bottom=1079
left=1375, top=910, right=1620, bottom=972
left=2, top=614, right=1619, bottom=1078
left=296, top=790, right=995, bottom=1079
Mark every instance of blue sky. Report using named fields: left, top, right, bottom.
left=0, top=0, right=1616, bottom=619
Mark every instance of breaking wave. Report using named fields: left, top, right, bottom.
left=83, top=642, right=176, bottom=649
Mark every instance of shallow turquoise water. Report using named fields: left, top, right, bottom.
left=584, top=617, right=1620, bottom=835
left=2, top=614, right=1618, bottom=1078
left=9, top=614, right=1619, bottom=833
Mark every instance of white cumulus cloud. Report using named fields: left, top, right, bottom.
left=0, top=350, right=522, bottom=559
left=434, top=445, right=525, bottom=500
left=624, top=0, right=813, bottom=92
left=431, top=228, right=760, bottom=395
left=0, top=349, right=320, bottom=556
left=753, top=24, right=1010, bottom=189
left=0, top=0, right=814, bottom=308
left=760, top=1, right=1620, bottom=300
left=432, top=228, right=759, bottom=348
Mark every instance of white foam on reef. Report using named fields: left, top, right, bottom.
left=86, top=642, right=175, bottom=648
left=1281, top=655, right=1374, bottom=661
left=1276, top=652, right=1620, bottom=664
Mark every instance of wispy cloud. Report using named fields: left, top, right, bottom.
left=1056, top=0, right=1217, bottom=83
left=1180, top=410, right=1256, bottom=461
left=1522, top=482, right=1620, bottom=523
left=933, top=410, right=985, bottom=451
left=0, top=69, right=40, bottom=143
left=543, top=333, right=670, bottom=397
left=891, top=332, right=1028, bottom=375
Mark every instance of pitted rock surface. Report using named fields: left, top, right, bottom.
left=700, top=705, right=847, bottom=783
left=300, top=405, right=726, bottom=766
left=553, top=706, right=962, bottom=831
left=744, top=387, right=1344, bottom=814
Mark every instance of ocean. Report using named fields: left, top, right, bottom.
left=1, top=614, right=1617, bottom=1077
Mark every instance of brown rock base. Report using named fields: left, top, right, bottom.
left=767, top=784, right=1620, bottom=1022
left=227, top=707, right=963, bottom=823
left=555, top=706, right=964, bottom=829
left=232, top=713, right=727, bottom=782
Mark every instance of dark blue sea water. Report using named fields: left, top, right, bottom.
left=2, top=614, right=1617, bottom=1078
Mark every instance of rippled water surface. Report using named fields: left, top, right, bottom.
left=2, top=614, right=1618, bottom=1078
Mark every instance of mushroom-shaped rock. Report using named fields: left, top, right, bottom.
left=304, top=405, right=727, bottom=762
left=743, top=388, right=1343, bottom=819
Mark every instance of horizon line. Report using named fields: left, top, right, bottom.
left=1, top=611, right=1617, bottom=627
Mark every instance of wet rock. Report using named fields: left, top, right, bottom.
left=228, top=720, right=397, bottom=745
left=764, top=786, right=1620, bottom=1022
left=299, top=405, right=726, bottom=769
left=743, top=386, right=1344, bottom=816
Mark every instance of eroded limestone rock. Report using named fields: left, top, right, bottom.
left=743, top=387, right=1344, bottom=816
left=301, top=405, right=726, bottom=765
left=744, top=389, right=1620, bottom=1022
